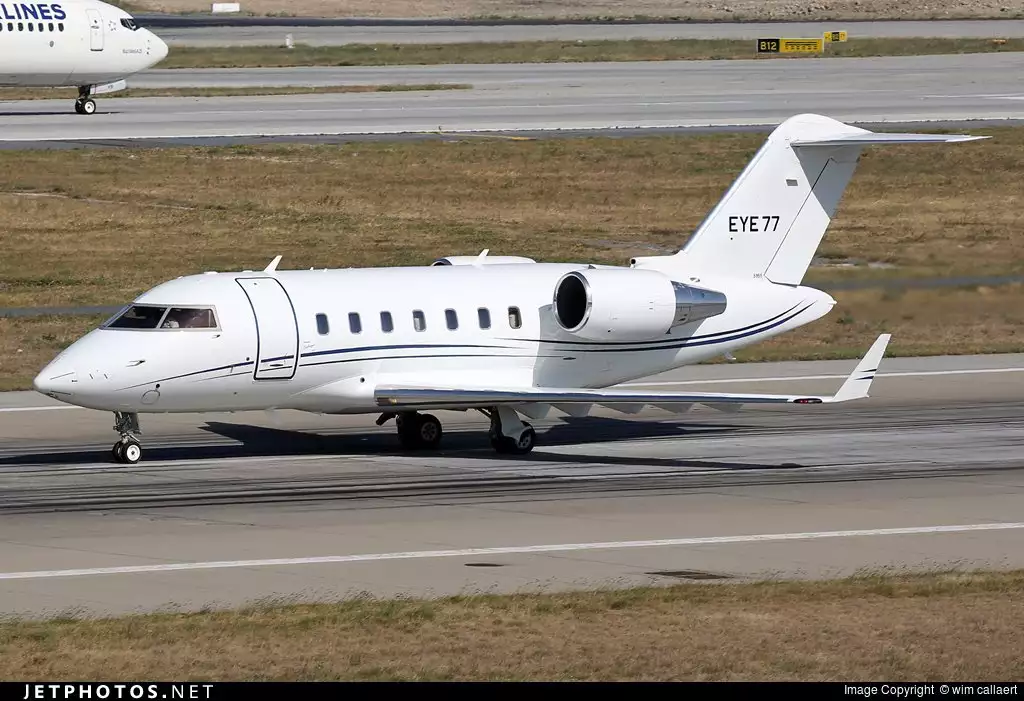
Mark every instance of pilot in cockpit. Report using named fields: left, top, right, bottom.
left=161, top=308, right=214, bottom=329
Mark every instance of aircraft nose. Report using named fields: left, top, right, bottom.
left=33, top=365, right=77, bottom=400
left=149, top=33, right=169, bottom=64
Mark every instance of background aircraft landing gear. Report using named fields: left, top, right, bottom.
left=483, top=406, right=536, bottom=455
left=111, top=411, right=142, bottom=464
left=75, top=87, right=96, bottom=115
left=391, top=411, right=443, bottom=450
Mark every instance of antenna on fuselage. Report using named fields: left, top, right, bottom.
left=264, top=255, right=282, bottom=273
left=472, top=249, right=489, bottom=267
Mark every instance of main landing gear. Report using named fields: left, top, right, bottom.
left=377, top=411, right=444, bottom=450
left=111, top=411, right=142, bottom=464
left=376, top=406, right=536, bottom=455
left=74, top=86, right=97, bottom=115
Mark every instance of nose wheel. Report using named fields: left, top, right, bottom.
left=112, top=440, right=142, bottom=464
left=75, top=86, right=97, bottom=115
left=75, top=98, right=96, bottom=115
left=111, top=411, right=142, bottom=464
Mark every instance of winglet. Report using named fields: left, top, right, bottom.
left=264, top=255, right=282, bottom=273
left=828, top=333, right=892, bottom=403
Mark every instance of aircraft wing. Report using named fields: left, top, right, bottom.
left=374, top=334, right=891, bottom=412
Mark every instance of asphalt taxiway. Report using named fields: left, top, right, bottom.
left=0, top=353, right=1021, bottom=617
left=1, top=53, right=1023, bottom=146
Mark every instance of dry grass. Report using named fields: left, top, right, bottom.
left=7, top=286, right=1024, bottom=391
left=155, top=38, right=1024, bottom=69
left=738, top=285, right=1024, bottom=362
left=0, top=569, right=1021, bottom=681
left=0, top=127, right=1020, bottom=307
left=0, top=84, right=468, bottom=100
left=123, top=0, right=1024, bottom=21
left=0, top=316, right=105, bottom=391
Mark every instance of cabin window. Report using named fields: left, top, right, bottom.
left=478, top=307, right=491, bottom=329
left=380, top=311, right=394, bottom=333
left=412, top=310, right=426, bottom=332
left=105, top=305, right=167, bottom=330
left=48, top=22, right=53, bottom=31
left=18, top=23, right=24, bottom=31
left=6, top=23, right=11, bottom=31
left=58, top=22, right=63, bottom=31
left=27, top=22, right=32, bottom=31
left=348, top=312, right=362, bottom=334
left=37, top=22, right=42, bottom=31
left=445, top=309, right=458, bottom=330
left=508, top=306, right=522, bottom=329
left=316, top=313, right=329, bottom=335
left=160, top=308, right=218, bottom=329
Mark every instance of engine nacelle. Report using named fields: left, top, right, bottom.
left=552, top=268, right=727, bottom=341
left=432, top=256, right=536, bottom=266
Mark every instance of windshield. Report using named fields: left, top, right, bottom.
left=105, top=305, right=166, bottom=329
left=120, top=18, right=138, bottom=30
left=104, top=305, right=219, bottom=330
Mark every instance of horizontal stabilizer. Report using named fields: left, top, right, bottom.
left=374, top=334, right=891, bottom=413
left=791, top=133, right=988, bottom=147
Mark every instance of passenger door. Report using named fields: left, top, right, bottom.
left=86, top=9, right=104, bottom=51
left=236, top=277, right=300, bottom=381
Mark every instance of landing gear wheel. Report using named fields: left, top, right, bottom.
left=75, top=98, right=96, bottom=115
left=112, top=442, right=141, bottom=464
left=416, top=413, right=442, bottom=449
left=111, top=411, right=142, bottom=464
left=489, top=420, right=535, bottom=455
left=397, top=412, right=443, bottom=450
left=122, top=442, right=141, bottom=464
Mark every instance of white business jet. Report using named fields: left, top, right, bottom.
left=33, top=114, right=986, bottom=464
left=0, top=0, right=168, bottom=114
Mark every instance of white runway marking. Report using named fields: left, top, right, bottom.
left=0, top=406, right=78, bottom=413
left=1, top=522, right=1021, bottom=581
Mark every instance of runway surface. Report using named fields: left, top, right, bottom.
left=2, top=53, right=1024, bottom=145
left=150, top=19, right=1024, bottom=46
left=0, top=353, right=1022, bottom=617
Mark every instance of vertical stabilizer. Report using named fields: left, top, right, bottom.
left=654, top=114, right=985, bottom=286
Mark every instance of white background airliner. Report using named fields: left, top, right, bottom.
left=33, top=114, right=985, bottom=464
left=0, top=0, right=168, bottom=113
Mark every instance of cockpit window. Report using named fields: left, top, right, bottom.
left=120, top=18, right=138, bottom=30
left=106, top=305, right=167, bottom=329
left=160, top=308, right=218, bottom=329
left=103, top=305, right=218, bottom=330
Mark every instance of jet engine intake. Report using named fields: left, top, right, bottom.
left=552, top=269, right=727, bottom=341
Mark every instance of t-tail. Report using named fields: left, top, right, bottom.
left=633, top=113, right=987, bottom=284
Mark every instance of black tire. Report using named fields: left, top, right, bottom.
left=491, top=425, right=536, bottom=455
left=417, top=414, right=442, bottom=449
left=122, top=442, right=141, bottom=464
left=508, top=427, right=536, bottom=455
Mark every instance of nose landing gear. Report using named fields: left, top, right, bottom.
left=75, top=86, right=97, bottom=115
left=111, top=411, right=142, bottom=464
